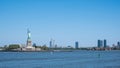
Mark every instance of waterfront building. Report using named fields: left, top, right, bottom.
left=98, top=40, right=100, bottom=48
left=104, top=39, right=107, bottom=48
left=117, top=42, right=120, bottom=47
left=55, top=44, right=57, bottom=48
left=50, top=40, right=52, bottom=48
left=49, top=39, right=55, bottom=48
left=98, top=40, right=103, bottom=48
left=52, top=40, right=55, bottom=48
left=75, top=41, right=79, bottom=49
left=67, top=46, right=73, bottom=48
left=98, top=39, right=108, bottom=48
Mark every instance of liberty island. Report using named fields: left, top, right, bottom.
left=17, top=29, right=42, bottom=51
left=0, top=29, right=42, bottom=52
left=21, top=29, right=41, bottom=51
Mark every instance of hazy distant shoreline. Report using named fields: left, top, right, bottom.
left=0, top=50, right=73, bottom=52
left=0, top=49, right=120, bottom=52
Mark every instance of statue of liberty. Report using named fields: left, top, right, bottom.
left=27, top=29, right=31, bottom=40
left=26, top=29, right=32, bottom=47
left=25, top=29, right=38, bottom=51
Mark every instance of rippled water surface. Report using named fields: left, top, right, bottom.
left=0, top=50, right=120, bottom=68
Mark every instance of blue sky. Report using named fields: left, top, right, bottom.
left=0, top=0, right=120, bottom=47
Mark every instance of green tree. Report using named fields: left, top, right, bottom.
left=8, top=44, right=20, bottom=49
left=41, top=45, right=48, bottom=50
left=33, top=43, right=37, bottom=48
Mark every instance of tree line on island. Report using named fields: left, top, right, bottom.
left=0, top=44, right=89, bottom=51
left=2, top=44, right=49, bottom=51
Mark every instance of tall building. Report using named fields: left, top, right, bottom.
left=104, top=39, right=107, bottom=48
left=49, top=40, right=52, bottom=48
left=49, top=39, right=55, bottom=48
left=75, top=41, right=79, bottom=49
left=98, top=39, right=107, bottom=48
left=98, top=40, right=103, bottom=48
left=117, top=42, right=120, bottom=47
left=52, top=40, right=55, bottom=48
left=98, top=40, right=101, bottom=48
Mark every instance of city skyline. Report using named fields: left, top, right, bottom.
left=0, top=0, right=120, bottom=47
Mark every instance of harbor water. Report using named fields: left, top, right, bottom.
left=0, top=50, right=120, bottom=68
